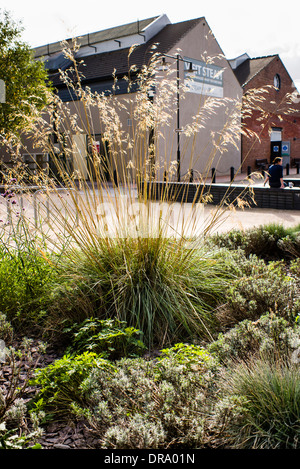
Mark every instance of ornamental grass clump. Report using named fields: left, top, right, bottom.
left=50, top=236, right=234, bottom=347
left=214, top=359, right=300, bottom=449
left=1, top=39, right=258, bottom=241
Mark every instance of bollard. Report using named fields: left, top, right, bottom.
left=297, top=163, right=300, bottom=175
left=286, top=163, right=290, bottom=176
left=230, top=167, right=235, bottom=182
left=247, top=166, right=251, bottom=177
left=211, top=168, right=216, bottom=183
left=189, top=169, right=194, bottom=183
left=113, top=169, right=118, bottom=186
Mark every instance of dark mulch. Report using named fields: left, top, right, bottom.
left=0, top=338, right=101, bottom=449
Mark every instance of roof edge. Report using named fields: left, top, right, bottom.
left=34, top=15, right=163, bottom=58
left=235, top=54, right=279, bottom=87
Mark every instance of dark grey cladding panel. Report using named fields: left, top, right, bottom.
left=56, top=79, right=139, bottom=102
left=142, top=182, right=300, bottom=210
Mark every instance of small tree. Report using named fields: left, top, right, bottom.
left=0, top=9, right=50, bottom=139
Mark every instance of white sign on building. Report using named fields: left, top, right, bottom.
left=184, top=57, right=224, bottom=97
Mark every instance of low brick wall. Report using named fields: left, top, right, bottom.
left=142, top=181, right=300, bottom=210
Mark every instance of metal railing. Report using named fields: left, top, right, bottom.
left=0, top=184, right=79, bottom=228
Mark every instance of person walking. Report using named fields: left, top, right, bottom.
left=264, top=157, right=285, bottom=188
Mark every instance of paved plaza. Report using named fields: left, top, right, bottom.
left=205, top=168, right=300, bottom=233
left=1, top=168, right=300, bottom=239
left=209, top=205, right=300, bottom=234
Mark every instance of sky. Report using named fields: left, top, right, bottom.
left=1, top=0, right=300, bottom=89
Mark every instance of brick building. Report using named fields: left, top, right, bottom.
left=230, top=53, right=300, bottom=172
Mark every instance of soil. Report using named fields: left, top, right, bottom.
left=0, top=338, right=101, bottom=449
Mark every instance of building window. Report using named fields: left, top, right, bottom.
left=274, top=74, right=281, bottom=90
left=270, top=127, right=282, bottom=141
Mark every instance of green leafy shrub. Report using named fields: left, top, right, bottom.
left=157, top=342, right=217, bottom=371
left=64, top=318, right=146, bottom=359
left=30, top=352, right=115, bottom=420
left=0, top=422, right=42, bottom=449
left=0, top=242, right=58, bottom=331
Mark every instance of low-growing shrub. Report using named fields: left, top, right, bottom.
left=63, top=318, right=146, bottom=359
left=0, top=421, right=42, bottom=449
left=216, top=252, right=297, bottom=328
left=0, top=313, right=14, bottom=344
left=278, top=234, right=300, bottom=259
left=29, top=352, right=115, bottom=421
left=0, top=339, right=45, bottom=449
left=80, top=343, right=219, bottom=449
left=208, top=313, right=300, bottom=363
left=289, top=257, right=300, bottom=277
left=211, top=223, right=300, bottom=260
left=101, top=414, right=166, bottom=449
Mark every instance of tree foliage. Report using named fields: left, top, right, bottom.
left=0, top=10, right=50, bottom=138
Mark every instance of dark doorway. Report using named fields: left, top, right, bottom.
left=270, top=141, right=281, bottom=164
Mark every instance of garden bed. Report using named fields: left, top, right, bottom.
left=1, top=222, right=300, bottom=450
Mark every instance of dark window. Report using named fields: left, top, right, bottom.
left=274, top=74, right=281, bottom=90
